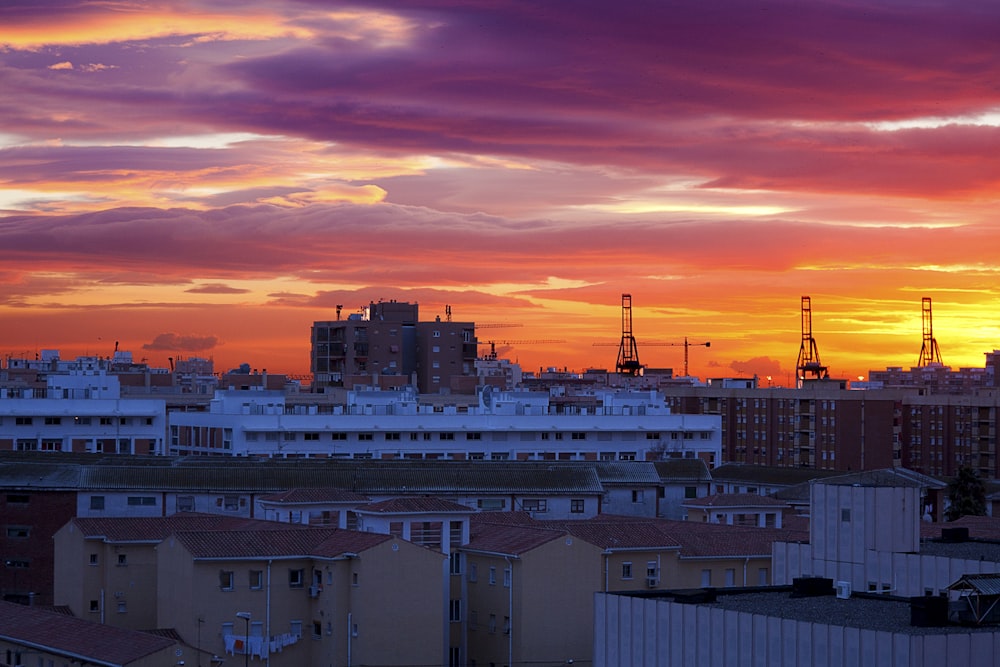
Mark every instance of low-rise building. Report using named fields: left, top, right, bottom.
left=0, top=600, right=184, bottom=667
left=52, top=515, right=447, bottom=666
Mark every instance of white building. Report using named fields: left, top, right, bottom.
left=0, top=371, right=167, bottom=454
left=167, top=386, right=722, bottom=463
left=772, top=469, right=1000, bottom=597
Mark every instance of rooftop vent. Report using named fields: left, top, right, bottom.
left=791, top=576, right=834, bottom=598
left=940, top=527, right=970, bottom=543
left=672, top=588, right=717, bottom=605
left=910, top=595, right=949, bottom=627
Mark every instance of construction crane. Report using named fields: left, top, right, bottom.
left=795, top=295, right=828, bottom=386
left=663, top=337, right=711, bottom=377
left=478, top=339, right=565, bottom=361
left=917, top=297, right=944, bottom=367
left=593, top=337, right=710, bottom=377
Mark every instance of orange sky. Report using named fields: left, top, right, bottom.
left=2, top=1, right=999, bottom=384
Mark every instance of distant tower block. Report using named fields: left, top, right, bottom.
left=917, top=297, right=944, bottom=367
left=795, top=296, right=828, bottom=387
left=616, top=293, right=642, bottom=376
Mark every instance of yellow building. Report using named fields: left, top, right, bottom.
left=462, top=513, right=806, bottom=666
left=54, top=515, right=447, bottom=667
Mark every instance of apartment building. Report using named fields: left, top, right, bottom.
left=461, top=512, right=806, bottom=667
left=310, top=300, right=478, bottom=394
left=167, top=386, right=722, bottom=463
left=0, top=371, right=166, bottom=455
left=53, top=518, right=447, bottom=667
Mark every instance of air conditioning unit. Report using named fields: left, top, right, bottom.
left=646, top=577, right=659, bottom=588
left=835, top=581, right=852, bottom=599
left=308, top=585, right=321, bottom=598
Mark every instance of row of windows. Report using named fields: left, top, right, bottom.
left=243, top=430, right=712, bottom=442
left=467, top=563, right=512, bottom=587
left=7, top=416, right=154, bottom=426
left=89, top=494, right=245, bottom=511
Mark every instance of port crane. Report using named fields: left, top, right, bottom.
left=795, top=295, right=829, bottom=387
left=917, top=297, right=944, bottom=367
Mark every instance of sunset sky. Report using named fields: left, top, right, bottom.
left=2, top=0, right=999, bottom=384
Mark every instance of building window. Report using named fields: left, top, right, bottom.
left=489, top=566, right=496, bottom=585
left=631, top=490, right=644, bottom=503
left=117, top=553, right=127, bottom=566
left=249, top=570, right=263, bottom=590
left=468, top=563, right=478, bottom=582
left=219, top=570, right=234, bottom=591
left=450, top=552, right=463, bottom=575
left=503, top=616, right=511, bottom=635
left=701, top=569, right=711, bottom=587
left=127, top=496, right=156, bottom=506
left=289, top=568, right=305, bottom=588
left=521, top=499, right=547, bottom=512
left=503, top=567, right=511, bottom=587
left=622, top=562, right=633, bottom=579
left=570, top=499, right=585, bottom=513
left=15, top=417, right=32, bottom=425
left=488, top=613, right=497, bottom=633
left=450, top=599, right=462, bottom=622
left=758, top=568, right=769, bottom=586
left=290, top=620, right=303, bottom=638
left=358, top=433, right=374, bottom=441
left=89, top=600, right=99, bottom=612
left=684, top=486, right=698, bottom=499
left=6, top=526, right=30, bottom=539
left=90, top=496, right=105, bottom=510
left=89, top=554, right=98, bottom=566
left=177, top=496, right=195, bottom=512
left=304, top=432, right=320, bottom=441
left=313, top=621, right=322, bottom=639
left=841, top=508, right=851, bottom=522
left=223, top=495, right=240, bottom=511
left=725, top=568, right=736, bottom=587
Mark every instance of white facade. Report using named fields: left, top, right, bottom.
left=167, top=387, right=722, bottom=462
left=0, top=372, right=167, bottom=454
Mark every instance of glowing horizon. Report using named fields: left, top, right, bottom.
left=2, top=1, right=1000, bottom=383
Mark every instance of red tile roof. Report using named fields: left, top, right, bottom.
left=355, top=497, right=475, bottom=514
left=920, top=515, right=1000, bottom=540
left=0, top=600, right=176, bottom=664
left=168, top=527, right=391, bottom=559
left=70, top=513, right=288, bottom=542
left=682, top=493, right=788, bottom=508
left=257, top=488, right=370, bottom=503
left=464, top=523, right=567, bottom=555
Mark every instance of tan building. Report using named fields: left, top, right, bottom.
left=462, top=513, right=806, bottom=666
left=54, top=516, right=447, bottom=667
left=0, top=600, right=183, bottom=667
left=461, top=522, right=604, bottom=667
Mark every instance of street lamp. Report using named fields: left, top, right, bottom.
left=235, top=612, right=251, bottom=667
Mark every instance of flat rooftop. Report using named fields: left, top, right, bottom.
left=643, top=589, right=1000, bottom=636
left=920, top=539, right=1000, bottom=562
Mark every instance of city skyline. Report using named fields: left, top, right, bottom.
left=2, top=1, right=999, bottom=381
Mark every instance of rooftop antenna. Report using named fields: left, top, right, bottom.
left=616, top=293, right=642, bottom=376
left=336, top=304, right=343, bottom=321
left=446, top=304, right=452, bottom=322
left=795, top=296, right=828, bottom=387
left=917, top=297, right=944, bottom=366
